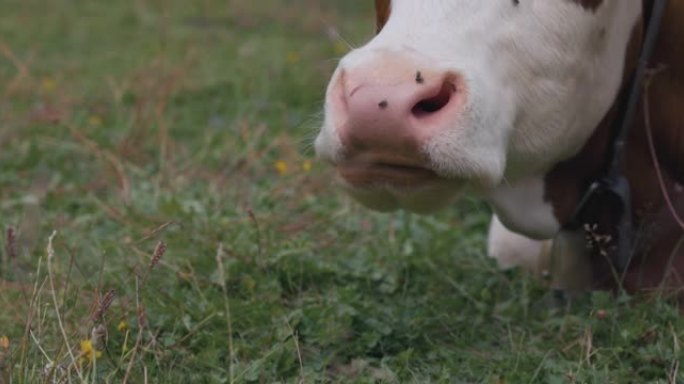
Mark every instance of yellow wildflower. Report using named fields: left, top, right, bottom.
left=302, top=160, right=312, bottom=172
left=41, top=77, right=57, bottom=92
left=117, top=320, right=128, bottom=332
left=88, top=115, right=103, bottom=127
left=334, top=41, right=349, bottom=56
left=275, top=160, right=288, bottom=175
left=79, top=339, right=102, bottom=364
left=286, top=51, right=301, bottom=65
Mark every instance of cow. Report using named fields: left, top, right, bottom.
left=314, top=0, right=684, bottom=295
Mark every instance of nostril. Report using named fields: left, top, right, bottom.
left=411, top=81, right=457, bottom=118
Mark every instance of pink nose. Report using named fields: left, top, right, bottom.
left=328, top=54, right=463, bottom=164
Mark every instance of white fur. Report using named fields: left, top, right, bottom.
left=487, top=214, right=551, bottom=274
left=316, top=0, right=641, bottom=238
left=488, top=176, right=560, bottom=239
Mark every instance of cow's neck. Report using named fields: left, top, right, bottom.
left=545, top=0, right=684, bottom=290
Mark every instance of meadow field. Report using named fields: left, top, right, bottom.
left=1, top=0, right=683, bottom=382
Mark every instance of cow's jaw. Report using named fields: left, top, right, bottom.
left=315, top=0, right=641, bottom=236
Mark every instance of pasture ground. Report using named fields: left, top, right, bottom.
left=0, top=0, right=683, bottom=382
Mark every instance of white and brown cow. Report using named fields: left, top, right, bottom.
left=315, top=1, right=684, bottom=294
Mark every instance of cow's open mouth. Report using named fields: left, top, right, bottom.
left=337, top=162, right=440, bottom=188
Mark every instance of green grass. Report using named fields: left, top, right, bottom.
left=1, top=0, right=683, bottom=382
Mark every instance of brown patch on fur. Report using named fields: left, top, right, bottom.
left=375, top=0, right=391, bottom=34
left=545, top=0, right=684, bottom=292
left=567, top=0, right=604, bottom=12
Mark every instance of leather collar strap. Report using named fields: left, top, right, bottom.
left=567, top=0, right=668, bottom=272
left=607, top=0, right=668, bottom=176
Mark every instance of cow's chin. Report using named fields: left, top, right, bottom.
left=336, top=163, right=464, bottom=214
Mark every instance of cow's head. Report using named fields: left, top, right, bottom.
left=315, top=0, right=642, bottom=216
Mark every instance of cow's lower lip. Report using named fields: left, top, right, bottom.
left=337, top=163, right=441, bottom=187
